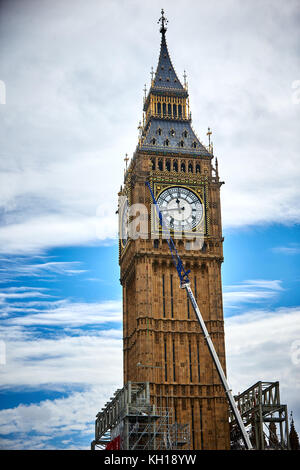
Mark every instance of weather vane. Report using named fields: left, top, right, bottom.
left=158, top=8, right=168, bottom=34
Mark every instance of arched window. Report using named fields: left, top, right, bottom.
left=158, top=159, right=163, bottom=171
left=179, top=140, right=184, bottom=148
left=196, top=164, right=201, bottom=174
left=166, top=160, right=171, bottom=171
left=192, top=141, right=197, bottom=148
left=157, top=102, right=161, bottom=115
left=168, top=103, right=172, bottom=115
left=173, top=160, right=178, bottom=172
left=170, top=128, right=175, bottom=137
left=181, top=162, right=186, bottom=172
left=178, top=104, right=182, bottom=117
left=151, top=138, right=156, bottom=145
left=173, top=104, right=177, bottom=117
left=163, top=103, right=166, bottom=116
left=165, top=139, right=169, bottom=147
left=188, top=162, right=193, bottom=173
left=157, top=128, right=162, bottom=135
left=154, top=239, right=159, bottom=249
left=183, top=130, right=188, bottom=138
left=151, top=159, right=156, bottom=170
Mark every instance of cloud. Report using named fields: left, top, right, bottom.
left=223, top=279, right=283, bottom=309
left=225, top=306, right=300, bottom=433
left=0, top=0, right=299, bottom=254
left=0, top=386, right=121, bottom=449
left=272, top=243, right=300, bottom=255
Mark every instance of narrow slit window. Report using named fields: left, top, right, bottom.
left=170, top=274, right=174, bottom=318
left=172, top=338, right=176, bottom=382
left=189, top=341, right=193, bottom=382
left=162, top=274, right=166, bottom=317
left=164, top=339, right=168, bottom=381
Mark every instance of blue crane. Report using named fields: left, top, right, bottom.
left=146, top=181, right=253, bottom=450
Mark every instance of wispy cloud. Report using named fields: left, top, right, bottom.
left=225, top=305, right=300, bottom=433
left=223, top=279, right=283, bottom=310
left=0, top=0, right=299, bottom=254
left=272, top=243, right=300, bottom=255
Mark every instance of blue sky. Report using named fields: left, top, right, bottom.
left=0, top=0, right=300, bottom=449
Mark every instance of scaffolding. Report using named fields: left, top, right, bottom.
left=229, top=381, right=290, bottom=450
left=91, top=382, right=190, bottom=450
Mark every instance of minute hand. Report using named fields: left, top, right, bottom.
left=160, top=207, right=184, bottom=212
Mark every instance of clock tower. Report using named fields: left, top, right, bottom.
left=119, top=11, right=230, bottom=450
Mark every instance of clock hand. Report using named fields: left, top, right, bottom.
left=160, top=207, right=185, bottom=212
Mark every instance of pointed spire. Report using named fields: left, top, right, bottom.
left=152, top=9, right=185, bottom=91
left=158, top=8, right=168, bottom=36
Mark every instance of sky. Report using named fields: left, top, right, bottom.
left=0, top=0, right=300, bottom=450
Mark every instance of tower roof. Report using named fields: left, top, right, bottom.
left=152, top=26, right=185, bottom=92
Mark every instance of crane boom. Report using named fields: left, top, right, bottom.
left=145, top=181, right=252, bottom=450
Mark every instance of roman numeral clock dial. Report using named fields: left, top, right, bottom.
left=156, top=186, right=203, bottom=232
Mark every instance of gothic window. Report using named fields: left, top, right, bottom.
left=157, top=128, right=162, bottom=135
left=192, top=141, right=197, bottom=148
left=181, top=162, right=186, bottom=172
left=158, top=159, right=163, bottom=171
left=196, top=164, right=201, bottom=174
left=173, top=160, right=178, bottom=172
left=168, top=103, right=171, bottom=115
left=151, top=158, right=156, bottom=170
left=173, top=104, right=177, bottom=117
left=157, top=102, right=161, bottom=115
left=166, top=78, right=170, bottom=82
left=188, top=162, right=193, bottom=173
left=183, top=130, right=188, bottom=138
left=153, top=239, right=159, bottom=249
left=166, top=159, right=171, bottom=171
left=151, top=138, right=156, bottom=145
left=170, top=128, right=175, bottom=137
left=179, top=140, right=184, bottom=148
left=178, top=104, right=182, bottom=117
left=165, top=139, right=169, bottom=147
left=163, top=103, right=166, bottom=115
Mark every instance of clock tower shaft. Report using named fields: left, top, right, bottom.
left=119, top=13, right=230, bottom=450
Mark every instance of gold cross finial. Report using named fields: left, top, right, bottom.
left=158, top=8, right=168, bottom=34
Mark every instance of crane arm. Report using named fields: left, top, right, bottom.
left=145, top=181, right=252, bottom=450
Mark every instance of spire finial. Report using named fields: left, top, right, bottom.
left=124, top=153, right=129, bottom=170
left=183, top=70, right=187, bottom=89
left=158, top=9, right=168, bottom=35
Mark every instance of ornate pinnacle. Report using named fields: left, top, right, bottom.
left=124, top=153, right=129, bottom=170
left=158, top=8, right=168, bottom=35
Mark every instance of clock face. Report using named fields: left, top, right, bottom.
left=156, top=186, right=203, bottom=231
left=119, top=198, right=129, bottom=247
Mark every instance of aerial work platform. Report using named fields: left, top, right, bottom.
left=230, top=381, right=290, bottom=450
left=91, top=381, right=190, bottom=450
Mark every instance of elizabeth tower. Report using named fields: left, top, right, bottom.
left=119, top=12, right=230, bottom=450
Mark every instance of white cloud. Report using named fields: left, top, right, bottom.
left=0, top=330, right=122, bottom=388
left=272, top=243, right=300, bottom=255
left=0, top=386, right=120, bottom=449
left=225, top=306, right=300, bottom=433
left=223, top=279, right=283, bottom=309
left=0, top=0, right=299, bottom=254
